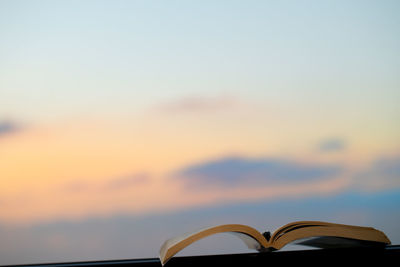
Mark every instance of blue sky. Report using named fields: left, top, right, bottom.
left=1, top=0, right=399, bottom=121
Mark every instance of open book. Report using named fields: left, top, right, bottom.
left=159, top=221, right=390, bottom=265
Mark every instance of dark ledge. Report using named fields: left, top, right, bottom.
left=5, top=245, right=400, bottom=267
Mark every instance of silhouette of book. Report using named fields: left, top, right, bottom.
left=159, top=221, right=391, bottom=265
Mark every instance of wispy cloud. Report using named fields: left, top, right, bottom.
left=175, top=156, right=343, bottom=188
left=317, top=138, right=347, bottom=152
left=157, top=94, right=238, bottom=113
left=104, top=173, right=150, bottom=190
left=62, top=173, right=150, bottom=193
left=353, top=154, right=400, bottom=191
left=0, top=120, right=21, bottom=137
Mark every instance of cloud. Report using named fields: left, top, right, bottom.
left=0, top=120, right=21, bottom=137
left=175, top=156, right=343, bottom=188
left=62, top=173, right=150, bottom=193
left=0, top=154, right=350, bottom=225
left=317, top=138, right=346, bottom=152
left=354, top=154, right=400, bottom=191
left=105, top=173, right=150, bottom=190
left=158, top=94, right=238, bottom=113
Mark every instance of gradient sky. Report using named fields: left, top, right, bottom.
left=1, top=0, right=400, bottom=265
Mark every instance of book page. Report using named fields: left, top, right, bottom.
left=159, top=224, right=269, bottom=265
left=270, top=221, right=391, bottom=250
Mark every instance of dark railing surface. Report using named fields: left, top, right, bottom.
left=5, top=245, right=400, bottom=267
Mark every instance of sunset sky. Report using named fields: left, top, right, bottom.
left=1, top=0, right=400, bottom=265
